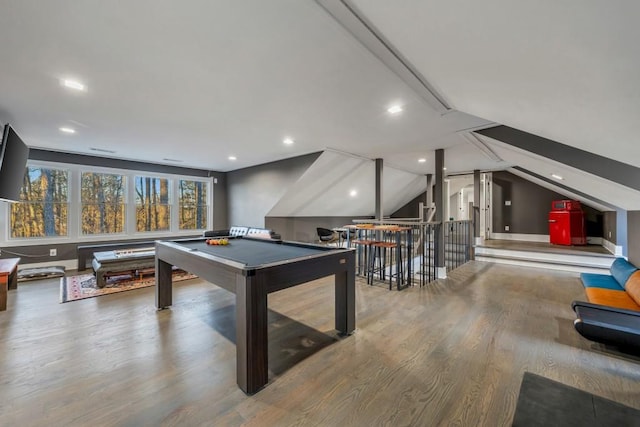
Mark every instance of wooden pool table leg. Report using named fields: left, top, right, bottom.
left=155, top=257, right=173, bottom=309
left=235, top=273, right=268, bottom=395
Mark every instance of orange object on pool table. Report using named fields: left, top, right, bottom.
left=206, top=238, right=229, bottom=246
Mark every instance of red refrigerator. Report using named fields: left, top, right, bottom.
left=549, top=200, right=586, bottom=245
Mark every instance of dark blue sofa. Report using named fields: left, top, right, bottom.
left=572, top=258, right=640, bottom=350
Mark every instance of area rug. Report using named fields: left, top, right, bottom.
left=512, top=372, right=640, bottom=426
left=60, top=270, right=197, bottom=303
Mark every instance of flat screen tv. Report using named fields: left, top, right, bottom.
left=0, top=124, right=30, bottom=202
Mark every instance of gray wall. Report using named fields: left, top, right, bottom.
left=30, top=149, right=212, bottom=177
left=391, top=191, right=426, bottom=219
left=603, top=211, right=617, bottom=244
left=0, top=235, right=199, bottom=267
left=627, top=211, right=640, bottom=265
left=226, top=153, right=320, bottom=228
left=211, top=172, right=228, bottom=230
left=492, top=171, right=604, bottom=237
left=478, top=126, right=640, bottom=192
left=266, top=216, right=371, bottom=243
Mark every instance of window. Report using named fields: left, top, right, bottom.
left=10, top=167, right=69, bottom=238
left=4, top=161, right=211, bottom=241
left=178, top=179, right=208, bottom=230
left=135, top=176, right=170, bottom=232
left=81, top=172, right=126, bottom=235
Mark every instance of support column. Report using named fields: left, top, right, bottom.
left=618, top=209, right=628, bottom=257
left=434, top=149, right=446, bottom=278
left=473, top=169, right=482, bottom=246
left=426, top=174, right=433, bottom=220
left=420, top=174, right=434, bottom=221
left=375, top=158, right=383, bottom=221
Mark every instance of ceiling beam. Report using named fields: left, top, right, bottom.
left=316, top=0, right=451, bottom=113
left=478, top=126, right=640, bottom=193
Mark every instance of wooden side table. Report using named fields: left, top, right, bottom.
left=0, top=258, right=20, bottom=311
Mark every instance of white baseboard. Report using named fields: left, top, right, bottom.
left=490, top=233, right=549, bottom=243
left=602, top=239, right=623, bottom=256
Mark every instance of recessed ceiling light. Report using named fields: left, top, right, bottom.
left=283, top=138, right=294, bottom=145
left=228, top=156, right=237, bottom=161
left=59, top=127, right=76, bottom=134
left=551, top=174, right=564, bottom=180
left=443, top=167, right=447, bottom=170
left=61, top=79, right=86, bottom=92
left=418, top=158, right=426, bottom=163
left=349, top=190, right=357, bottom=197
left=387, top=105, right=403, bottom=114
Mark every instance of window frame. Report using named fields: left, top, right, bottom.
left=1, top=159, right=213, bottom=246
left=177, top=178, right=210, bottom=231
left=133, top=174, right=172, bottom=234
left=80, top=170, right=128, bottom=237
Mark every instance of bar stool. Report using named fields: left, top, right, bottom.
left=341, top=228, right=357, bottom=248
left=369, top=241, right=404, bottom=289
left=352, top=224, right=376, bottom=277
left=353, top=238, right=376, bottom=278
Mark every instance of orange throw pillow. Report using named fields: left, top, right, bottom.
left=625, top=270, right=640, bottom=307
left=585, top=287, right=640, bottom=311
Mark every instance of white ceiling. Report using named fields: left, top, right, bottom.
left=352, top=0, right=640, bottom=168
left=0, top=1, right=637, bottom=210
left=0, top=0, right=494, bottom=174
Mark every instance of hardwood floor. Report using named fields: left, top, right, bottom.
left=1, top=262, right=638, bottom=426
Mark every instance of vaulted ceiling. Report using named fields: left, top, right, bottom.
left=0, top=1, right=638, bottom=211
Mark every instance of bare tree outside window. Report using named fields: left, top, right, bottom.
left=135, top=176, right=170, bottom=232
left=10, top=167, right=69, bottom=238
left=179, top=179, right=208, bottom=230
left=81, top=172, right=126, bottom=234
left=9, top=167, right=210, bottom=240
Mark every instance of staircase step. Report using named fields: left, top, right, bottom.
left=474, top=246, right=614, bottom=274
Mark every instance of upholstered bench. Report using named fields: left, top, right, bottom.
left=572, top=258, right=640, bottom=349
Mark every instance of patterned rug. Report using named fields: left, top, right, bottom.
left=60, top=270, right=197, bottom=303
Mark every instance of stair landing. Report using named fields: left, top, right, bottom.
left=474, top=239, right=615, bottom=274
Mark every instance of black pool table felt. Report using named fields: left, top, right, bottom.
left=178, top=238, right=335, bottom=267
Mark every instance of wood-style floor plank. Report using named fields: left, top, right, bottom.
left=1, top=261, right=639, bottom=426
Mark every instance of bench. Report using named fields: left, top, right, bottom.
left=572, top=257, right=640, bottom=349
left=77, top=241, right=156, bottom=271
left=92, top=248, right=155, bottom=288
left=77, top=235, right=203, bottom=271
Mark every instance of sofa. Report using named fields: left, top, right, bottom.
left=572, top=257, right=640, bottom=349
left=202, top=226, right=281, bottom=240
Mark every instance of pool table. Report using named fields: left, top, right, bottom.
left=154, top=236, right=355, bottom=394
